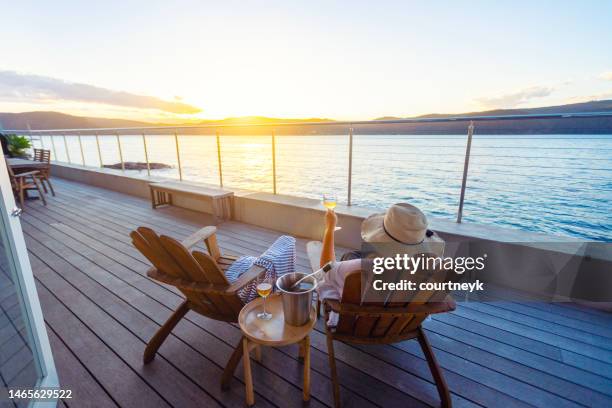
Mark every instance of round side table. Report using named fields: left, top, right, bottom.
left=238, top=294, right=316, bottom=406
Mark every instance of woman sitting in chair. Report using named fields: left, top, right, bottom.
left=313, top=203, right=455, bottom=407
left=316, top=202, right=446, bottom=309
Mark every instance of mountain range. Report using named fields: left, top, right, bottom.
left=1, top=100, right=611, bottom=134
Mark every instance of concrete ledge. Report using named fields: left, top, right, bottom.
left=51, top=163, right=153, bottom=199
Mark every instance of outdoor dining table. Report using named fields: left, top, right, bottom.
left=6, top=157, right=47, bottom=171
left=6, top=157, right=48, bottom=201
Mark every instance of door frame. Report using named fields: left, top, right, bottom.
left=0, top=153, right=58, bottom=406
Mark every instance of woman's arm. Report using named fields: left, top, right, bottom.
left=319, top=209, right=337, bottom=267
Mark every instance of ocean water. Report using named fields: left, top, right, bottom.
left=36, top=134, right=612, bottom=242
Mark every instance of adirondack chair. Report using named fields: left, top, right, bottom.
left=130, top=225, right=266, bottom=388
left=307, top=242, right=455, bottom=408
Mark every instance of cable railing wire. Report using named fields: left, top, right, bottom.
left=467, top=168, right=612, bottom=184
left=467, top=178, right=612, bottom=194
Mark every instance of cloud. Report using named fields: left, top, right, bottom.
left=475, top=86, right=553, bottom=109
left=0, top=70, right=201, bottom=114
left=600, top=71, right=612, bottom=81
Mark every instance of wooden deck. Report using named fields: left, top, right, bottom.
left=14, top=178, right=612, bottom=407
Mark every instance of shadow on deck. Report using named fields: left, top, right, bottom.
left=11, top=178, right=612, bottom=407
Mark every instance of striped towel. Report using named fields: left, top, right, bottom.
left=224, top=235, right=296, bottom=303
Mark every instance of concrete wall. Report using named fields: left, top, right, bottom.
left=51, top=163, right=217, bottom=214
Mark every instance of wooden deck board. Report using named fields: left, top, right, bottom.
left=45, top=326, right=118, bottom=408
left=15, top=177, right=612, bottom=408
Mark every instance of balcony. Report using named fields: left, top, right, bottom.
left=10, top=176, right=611, bottom=408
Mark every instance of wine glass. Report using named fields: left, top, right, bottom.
left=322, top=193, right=337, bottom=210
left=256, top=282, right=273, bottom=320
left=322, top=193, right=342, bottom=231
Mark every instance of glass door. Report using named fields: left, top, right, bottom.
left=0, top=152, right=58, bottom=407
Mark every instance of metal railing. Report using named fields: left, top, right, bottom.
left=6, top=111, right=612, bottom=231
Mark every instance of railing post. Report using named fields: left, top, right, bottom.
left=456, top=121, right=474, bottom=223
left=174, top=131, right=183, bottom=181
left=77, top=133, right=85, bottom=165
left=347, top=125, right=354, bottom=206
left=216, top=130, right=223, bottom=187
left=50, top=135, right=57, bottom=161
left=95, top=134, right=103, bottom=167
left=40, top=135, right=46, bottom=150
left=271, top=130, right=277, bottom=194
left=62, top=134, right=71, bottom=163
left=142, top=133, right=151, bottom=177
left=116, top=132, right=125, bottom=172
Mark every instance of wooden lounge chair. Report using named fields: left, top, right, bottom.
left=33, top=148, right=55, bottom=196
left=7, top=165, right=47, bottom=208
left=307, top=243, right=455, bottom=408
left=130, top=225, right=266, bottom=388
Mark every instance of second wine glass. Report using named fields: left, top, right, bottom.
left=256, top=282, right=273, bottom=320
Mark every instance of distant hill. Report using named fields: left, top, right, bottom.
left=0, top=111, right=151, bottom=130
left=1, top=100, right=611, bottom=134
left=366, top=100, right=612, bottom=135
left=0, top=111, right=334, bottom=134
left=195, top=116, right=333, bottom=125
left=377, top=99, right=612, bottom=120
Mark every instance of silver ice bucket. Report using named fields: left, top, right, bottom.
left=276, top=272, right=317, bottom=326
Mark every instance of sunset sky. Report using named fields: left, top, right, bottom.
left=1, top=1, right=612, bottom=121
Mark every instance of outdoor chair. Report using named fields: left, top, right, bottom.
left=7, top=164, right=47, bottom=208
left=33, top=148, right=55, bottom=196
left=130, top=225, right=266, bottom=389
left=307, top=243, right=455, bottom=408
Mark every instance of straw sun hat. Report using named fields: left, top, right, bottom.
left=361, top=203, right=444, bottom=256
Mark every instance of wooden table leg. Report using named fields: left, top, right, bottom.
left=254, top=344, right=262, bottom=362
left=243, top=338, right=255, bottom=406
left=302, top=335, right=311, bottom=401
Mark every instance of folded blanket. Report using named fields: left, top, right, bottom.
left=225, top=235, right=296, bottom=302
